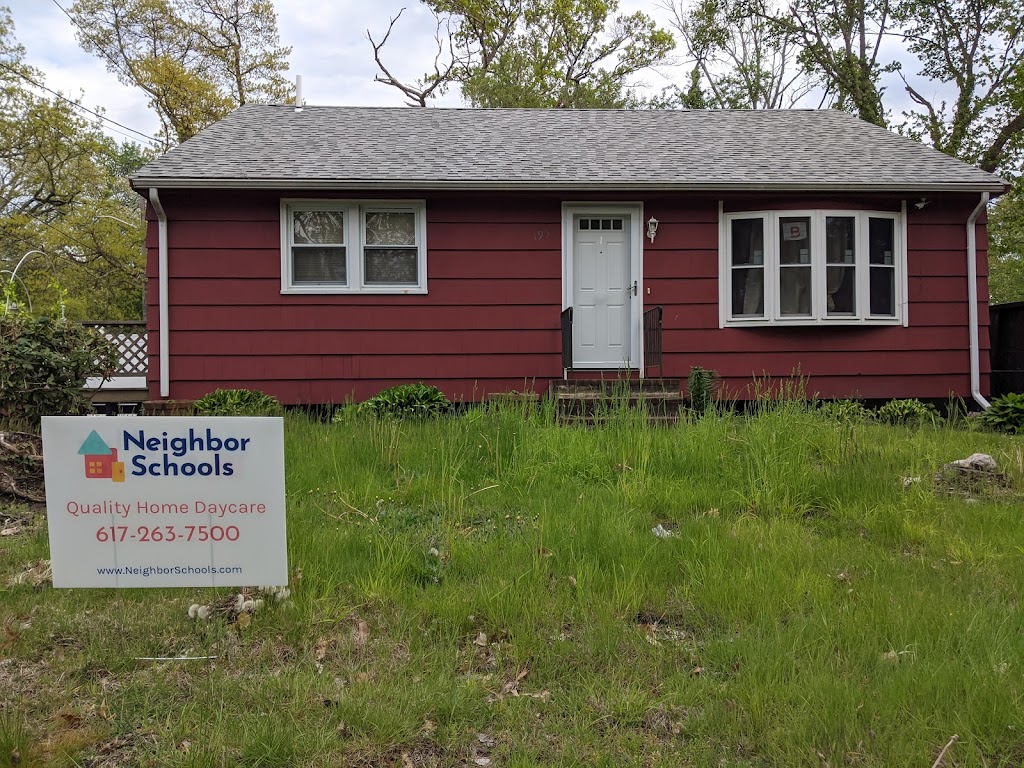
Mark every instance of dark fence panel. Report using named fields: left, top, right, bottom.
left=990, top=302, right=1024, bottom=396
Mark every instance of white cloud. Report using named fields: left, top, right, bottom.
left=5, top=0, right=937, bottom=146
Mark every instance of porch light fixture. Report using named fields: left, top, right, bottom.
left=647, top=216, right=659, bottom=243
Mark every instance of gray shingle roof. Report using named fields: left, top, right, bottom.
left=131, top=105, right=1006, bottom=192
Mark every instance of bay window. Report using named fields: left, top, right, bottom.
left=721, top=209, right=904, bottom=325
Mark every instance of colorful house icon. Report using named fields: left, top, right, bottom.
left=79, top=431, right=125, bottom=482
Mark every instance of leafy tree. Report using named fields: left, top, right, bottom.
left=0, top=8, right=147, bottom=321
left=783, top=0, right=892, bottom=126
left=369, top=0, right=674, bottom=108
left=68, top=0, right=291, bottom=145
left=893, top=0, right=1024, bottom=174
left=663, top=0, right=812, bottom=109
left=989, top=187, right=1024, bottom=304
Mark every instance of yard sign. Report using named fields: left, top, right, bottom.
left=41, top=416, right=287, bottom=588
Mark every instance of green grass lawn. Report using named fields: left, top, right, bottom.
left=2, top=403, right=1024, bottom=767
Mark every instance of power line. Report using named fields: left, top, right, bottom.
left=18, top=86, right=152, bottom=148
left=48, top=0, right=136, bottom=84
left=0, top=60, right=161, bottom=145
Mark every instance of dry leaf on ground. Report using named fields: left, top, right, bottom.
left=353, top=620, right=370, bottom=647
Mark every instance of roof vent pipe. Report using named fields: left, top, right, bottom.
left=295, top=75, right=302, bottom=112
left=967, top=191, right=990, bottom=410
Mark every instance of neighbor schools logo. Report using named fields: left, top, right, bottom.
left=79, top=430, right=126, bottom=482
left=78, top=426, right=253, bottom=481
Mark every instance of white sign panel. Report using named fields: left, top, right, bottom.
left=41, top=416, right=288, bottom=588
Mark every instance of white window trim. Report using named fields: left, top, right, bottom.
left=718, top=206, right=906, bottom=328
left=281, top=199, right=428, bottom=294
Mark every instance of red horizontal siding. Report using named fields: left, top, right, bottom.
left=165, top=249, right=563, bottom=280
left=170, top=353, right=560, bottom=381
left=160, top=304, right=560, bottom=331
left=428, top=201, right=559, bottom=225
left=153, top=278, right=560, bottom=306
left=147, top=190, right=990, bottom=403
left=663, top=326, right=983, bottom=354
left=169, top=329, right=560, bottom=356
left=908, top=223, right=987, bottom=251
left=644, top=251, right=718, bottom=279
left=426, top=222, right=563, bottom=251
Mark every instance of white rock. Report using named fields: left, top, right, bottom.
left=651, top=524, right=674, bottom=539
left=951, top=453, right=998, bottom=472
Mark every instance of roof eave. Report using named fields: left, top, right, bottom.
left=129, top=177, right=1009, bottom=194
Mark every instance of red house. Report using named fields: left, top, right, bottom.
left=129, top=107, right=1008, bottom=405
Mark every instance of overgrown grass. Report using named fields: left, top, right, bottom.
left=2, top=402, right=1024, bottom=766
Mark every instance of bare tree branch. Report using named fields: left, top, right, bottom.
left=368, top=9, right=456, bottom=107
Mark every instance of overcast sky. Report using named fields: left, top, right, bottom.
left=6, top=0, right=685, bottom=147
left=7, top=0, right=927, bottom=148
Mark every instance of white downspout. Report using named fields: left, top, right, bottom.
left=967, top=192, right=990, bottom=409
left=149, top=188, right=170, bottom=398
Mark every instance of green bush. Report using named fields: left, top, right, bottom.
left=978, top=392, right=1024, bottom=433
left=359, top=383, right=451, bottom=420
left=818, top=399, right=871, bottom=423
left=687, top=366, right=718, bottom=413
left=877, top=398, right=939, bottom=426
left=193, top=388, right=282, bottom=416
left=0, top=314, right=117, bottom=424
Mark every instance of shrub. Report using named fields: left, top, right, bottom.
left=978, top=392, right=1024, bottom=433
left=359, top=383, right=451, bottom=420
left=194, top=388, right=282, bottom=416
left=0, top=314, right=117, bottom=424
left=818, top=400, right=871, bottom=423
left=687, top=366, right=718, bottom=413
left=877, top=398, right=939, bottom=426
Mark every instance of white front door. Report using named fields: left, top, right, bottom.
left=572, top=214, right=634, bottom=367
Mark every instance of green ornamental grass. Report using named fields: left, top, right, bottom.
left=2, top=401, right=1023, bottom=766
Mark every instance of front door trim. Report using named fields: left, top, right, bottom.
left=561, top=202, right=644, bottom=372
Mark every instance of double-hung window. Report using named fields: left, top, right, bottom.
left=721, top=209, right=904, bottom=326
left=282, top=200, right=427, bottom=293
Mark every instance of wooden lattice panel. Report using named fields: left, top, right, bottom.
left=85, top=323, right=148, bottom=376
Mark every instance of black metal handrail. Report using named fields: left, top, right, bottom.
left=561, top=307, right=573, bottom=370
left=643, top=305, right=663, bottom=374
